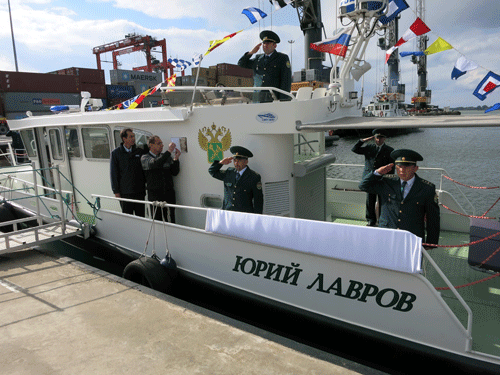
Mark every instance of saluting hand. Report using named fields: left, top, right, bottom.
left=376, top=163, right=394, bottom=175
left=220, top=157, right=233, bottom=165
left=249, top=43, right=262, bottom=55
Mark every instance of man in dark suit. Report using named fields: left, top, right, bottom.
left=359, top=149, right=440, bottom=247
left=110, top=128, right=147, bottom=217
left=352, top=129, right=394, bottom=226
left=238, top=30, right=292, bottom=102
left=209, top=146, right=263, bottom=214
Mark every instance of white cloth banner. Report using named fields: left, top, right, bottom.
left=205, top=209, right=422, bottom=273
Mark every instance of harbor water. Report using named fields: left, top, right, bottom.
left=327, top=110, right=500, bottom=219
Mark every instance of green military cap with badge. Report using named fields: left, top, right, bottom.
left=391, top=149, right=423, bottom=165
left=230, top=145, right=254, bottom=159
left=260, top=30, right=281, bottom=44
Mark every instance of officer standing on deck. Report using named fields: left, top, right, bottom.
left=352, top=129, right=394, bottom=226
left=358, top=149, right=440, bottom=247
left=238, top=30, right=292, bottom=102
left=209, top=146, right=263, bottom=214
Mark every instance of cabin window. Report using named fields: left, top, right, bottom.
left=384, top=105, right=390, bottom=110
left=19, top=129, right=37, bottom=158
left=113, top=128, right=152, bottom=149
left=65, top=128, right=81, bottom=158
left=82, top=127, right=110, bottom=159
left=200, top=194, right=222, bottom=209
left=48, top=129, right=63, bottom=160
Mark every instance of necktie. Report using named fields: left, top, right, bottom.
left=235, top=173, right=240, bottom=182
left=401, top=181, right=407, bottom=198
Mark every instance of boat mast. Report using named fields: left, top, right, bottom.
left=411, top=0, right=430, bottom=109
left=8, top=0, right=19, bottom=72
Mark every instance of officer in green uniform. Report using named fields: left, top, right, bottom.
left=238, top=30, right=292, bottom=102
left=359, top=149, right=440, bottom=247
left=209, top=146, right=263, bottom=214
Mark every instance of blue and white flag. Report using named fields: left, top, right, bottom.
left=379, top=0, right=409, bottom=24
left=168, top=58, right=191, bottom=71
left=192, top=53, right=203, bottom=66
left=242, top=7, right=267, bottom=24
left=473, top=71, right=500, bottom=101
left=485, top=103, right=500, bottom=113
left=451, top=56, right=478, bottom=80
left=271, top=0, right=293, bottom=10
left=122, top=95, right=140, bottom=109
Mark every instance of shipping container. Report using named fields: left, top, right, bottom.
left=192, top=67, right=217, bottom=80
left=0, top=71, right=80, bottom=93
left=217, top=75, right=253, bottom=87
left=217, top=63, right=253, bottom=78
left=81, top=82, right=106, bottom=98
left=49, top=67, right=105, bottom=84
left=1, top=92, right=81, bottom=112
left=106, top=85, right=136, bottom=100
left=110, top=69, right=163, bottom=86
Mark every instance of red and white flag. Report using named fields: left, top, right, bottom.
left=386, top=17, right=431, bottom=63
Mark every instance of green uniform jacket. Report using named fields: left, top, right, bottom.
left=209, top=161, right=263, bottom=214
left=359, top=172, right=440, bottom=245
left=238, top=51, right=291, bottom=100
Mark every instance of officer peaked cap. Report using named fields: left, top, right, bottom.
left=260, top=30, right=280, bottom=44
left=391, top=149, right=423, bottom=164
left=230, top=146, right=253, bottom=159
left=372, top=129, right=387, bottom=137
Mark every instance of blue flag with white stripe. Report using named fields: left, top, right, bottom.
left=242, top=7, right=267, bottom=24
left=379, top=0, right=409, bottom=25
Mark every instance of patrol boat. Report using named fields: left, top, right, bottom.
left=1, top=1, right=500, bottom=373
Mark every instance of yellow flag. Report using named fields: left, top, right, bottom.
left=425, top=37, right=453, bottom=55
left=205, top=30, right=243, bottom=56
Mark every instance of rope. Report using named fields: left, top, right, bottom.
left=442, top=175, right=499, bottom=190
left=423, top=229, right=500, bottom=248
left=440, top=203, right=497, bottom=220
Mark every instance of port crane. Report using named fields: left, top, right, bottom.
left=92, top=33, right=174, bottom=76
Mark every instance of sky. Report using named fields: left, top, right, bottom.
left=0, top=0, right=499, bottom=108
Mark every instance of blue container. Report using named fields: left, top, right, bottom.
left=106, top=85, right=136, bottom=100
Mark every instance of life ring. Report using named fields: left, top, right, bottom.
left=123, top=256, right=177, bottom=293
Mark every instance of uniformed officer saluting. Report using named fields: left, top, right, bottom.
left=238, top=30, right=292, bottom=102
left=359, top=149, right=440, bottom=248
left=209, top=146, right=264, bottom=214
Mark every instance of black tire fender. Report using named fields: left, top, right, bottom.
left=122, top=257, right=176, bottom=294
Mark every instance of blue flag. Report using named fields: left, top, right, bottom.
left=473, top=71, right=500, bottom=101
left=379, top=0, right=409, bottom=25
left=400, top=51, right=425, bottom=57
left=485, top=103, right=500, bottom=113
left=242, top=7, right=267, bottom=24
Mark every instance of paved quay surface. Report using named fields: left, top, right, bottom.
left=0, top=250, right=387, bottom=375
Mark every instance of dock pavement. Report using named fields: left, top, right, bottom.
left=0, top=250, right=387, bottom=375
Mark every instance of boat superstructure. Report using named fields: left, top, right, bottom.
left=1, top=1, right=500, bottom=372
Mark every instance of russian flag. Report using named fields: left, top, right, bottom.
left=310, top=29, right=352, bottom=58
left=386, top=17, right=430, bottom=63
left=241, top=7, right=267, bottom=24
left=473, top=71, right=500, bottom=101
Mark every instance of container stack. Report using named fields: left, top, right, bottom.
left=110, top=69, right=164, bottom=108
left=0, top=70, right=83, bottom=120
left=191, top=63, right=253, bottom=87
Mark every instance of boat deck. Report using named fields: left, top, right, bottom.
left=331, top=216, right=500, bottom=360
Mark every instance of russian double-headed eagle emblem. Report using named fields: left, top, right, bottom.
left=198, top=123, right=232, bottom=163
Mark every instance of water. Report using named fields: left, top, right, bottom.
left=327, top=110, right=500, bottom=218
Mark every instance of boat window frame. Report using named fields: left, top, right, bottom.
left=113, top=127, right=152, bottom=150
left=48, top=128, right=64, bottom=162
left=81, top=125, right=112, bottom=161
left=64, top=127, right=82, bottom=160
left=19, top=129, right=37, bottom=158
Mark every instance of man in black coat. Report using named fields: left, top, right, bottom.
left=110, top=128, right=147, bottom=217
left=359, top=149, right=440, bottom=247
left=238, top=30, right=292, bottom=102
left=209, top=146, right=263, bottom=214
left=141, top=136, right=180, bottom=223
left=352, top=129, right=394, bottom=226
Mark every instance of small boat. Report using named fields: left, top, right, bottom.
left=1, top=2, right=500, bottom=372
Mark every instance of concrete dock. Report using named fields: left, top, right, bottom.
left=0, top=250, right=386, bottom=375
